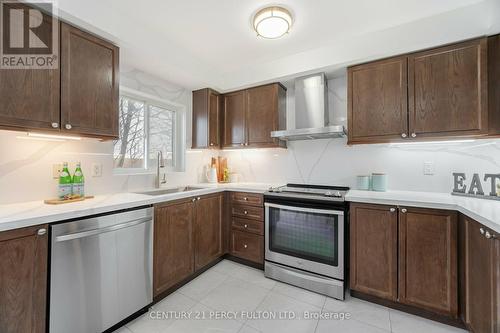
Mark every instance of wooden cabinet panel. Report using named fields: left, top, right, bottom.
left=208, top=91, right=221, bottom=147
left=230, top=192, right=263, bottom=207
left=231, top=230, right=264, bottom=264
left=232, top=205, right=264, bottom=221
left=246, top=84, right=278, bottom=147
left=350, top=203, right=398, bottom=301
left=223, top=91, right=246, bottom=147
left=408, top=38, right=488, bottom=138
left=192, top=88, right=220, bottom=149
left=61, top=22, right=119, bottom=138
left=488, top=34, right=500, bottom=135
left=348, top=56, right=408, bottom=144
left=154, top=199, right=194, bottom=296
left=0, top=225, right=48, bottom=333
left=0, top=3, right=59, bottom=132
left=194, top=194, right=223, bottom=270
left=232, top=218, right=264, bottom=236
left=463, top=217, right=499, bottom=333
left=399, top=207, right=458, bottom=316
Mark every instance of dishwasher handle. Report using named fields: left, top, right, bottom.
left=55, top=217, right=151, bottom=242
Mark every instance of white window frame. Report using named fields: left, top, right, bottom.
left=113, top=87, right=186, bottom=175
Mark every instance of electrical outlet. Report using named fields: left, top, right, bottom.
left=423, top=161, right=435, bottom=175
left=52, top=163, right=63, bottom=179
left=91, top=163, right=102, bottom=177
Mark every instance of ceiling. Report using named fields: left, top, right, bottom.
left=56, top=0, right=499, bottom=91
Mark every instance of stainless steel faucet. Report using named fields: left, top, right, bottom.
left=155, top=151, right=167, bottom=188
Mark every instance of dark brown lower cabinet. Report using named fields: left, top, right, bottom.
left=350, top=203, right=398, bottom=301
left=350, top=203, right=458, bottom=318
left=0, top=225, right=48, bottom=333
left=231, top=230, right=264, bottom=263
left=399, top=208, right=458, bottom=317
left=462, top=216, right=499, bottom=333
left=194, top=194, right=224, bottom=270
left=154, top=198, right=195, bottom=297
left=154, top=193, right=225, bottom=297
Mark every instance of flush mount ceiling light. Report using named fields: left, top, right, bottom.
left=253, top=6, right=293, bottom=39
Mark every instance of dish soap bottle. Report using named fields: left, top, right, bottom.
left=58, top=162, right=73, bottom=200
left=72, top=162, right=85, bottom=198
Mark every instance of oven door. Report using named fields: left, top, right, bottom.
left=265, top=202, right=344, bottom=279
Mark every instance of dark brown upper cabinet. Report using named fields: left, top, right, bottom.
left=408, top=39, right=487, bottom=139
left=348, top=56, right=408, bottom=144
left=489, top=34, right=500, bottom=136
left=192, top=88, right=221, bottom=149
left=350, top=203, right=398, bottom=301
left=348, top=37, right=497, bottom=144
left=223, top=90, right=247, bottom=147
left=222, top=83, right=286, bottom=149
left=461, top=216, right=499, bottom=333
left=246, top=84, right=286, bottom=148
left=0, top=4, right=60, bottom=133
left=399, top=207, right=458, bottom=317
left=61, top=22, right=119, bottom=139
left=0, top=225, right=48, bottom=333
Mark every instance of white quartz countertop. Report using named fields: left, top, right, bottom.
left=0, top=183, right=276, bottom=232
left=1, top=184, right=499, bottom=234
left=346, top=190, right=500, bottom=233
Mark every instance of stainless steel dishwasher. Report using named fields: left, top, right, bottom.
left=50, top=206, right=153, bottom=333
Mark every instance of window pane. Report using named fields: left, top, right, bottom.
left=149, top=105, right=175, bottom=166
left=113, top=97, right=146, bottom=168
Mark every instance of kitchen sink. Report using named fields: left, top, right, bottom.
left=135, top=186, right=203, bottom=196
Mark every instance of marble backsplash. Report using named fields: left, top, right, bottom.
left=1, top=71, right=499, bottom=204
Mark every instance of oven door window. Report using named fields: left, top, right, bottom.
left=268, top=206, right=339, bottom=266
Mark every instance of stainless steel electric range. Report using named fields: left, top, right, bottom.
left=264, top=184, right=349, bottom=300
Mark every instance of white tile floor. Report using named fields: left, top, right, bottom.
left=114, top=260, right=468, bottom=333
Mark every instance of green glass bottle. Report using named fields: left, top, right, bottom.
left=58, top=162, right=73, bottom=199
left=72, top=162, right=85, bottom=198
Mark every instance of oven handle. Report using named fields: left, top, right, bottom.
left=264, top=202, right=344, bottom=216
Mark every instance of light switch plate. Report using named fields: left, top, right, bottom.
left=423, top=161, right=435, bottom=175
left=52, top=164, right=63, bottom=179
left=91, top=163, right=102, bottom=177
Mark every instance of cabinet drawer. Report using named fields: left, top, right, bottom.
left=232, top=205, right=264, bottom=221
left=232, top=218, right=264, bottom=235
left=231, top=230, right=263, bottom=264
left=231, top=192, right=263, bottom=207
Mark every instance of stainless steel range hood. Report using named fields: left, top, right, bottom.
left=271, top=73, right=346, bottom=141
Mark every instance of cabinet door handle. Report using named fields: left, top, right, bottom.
left=210, top=143, right=214, bottom=146
left=244, top=210, right=248, bottom=215
left=485, top=231, right=494, bottom=239
left=37, top=228, right=47, bottom=236
left=244, top=224, right=248, bottom=228
left=197, top=197, right=201, bottom=201
left=401, top=133, right=407, bottom=138
left=244, top=244, right=248, bottom=249
left=390, top=208, right=396, bottom=213
left=65, top=124, right=72, bottom=130
left=411, top=133, right=417, bottom=138
left=401, top=208, right=407, bottom=213
left=243, top=197, right=248, bottom=201
left=480, top=228, right=485, bottom=235
left=192, top=198, right=196, bottom=202
left=51, top=122, right=59, bottom=128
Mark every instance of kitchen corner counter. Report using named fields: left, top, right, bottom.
left=0, top=183, right=276, bottom=232
left=346, top=189, right=500, bottom=233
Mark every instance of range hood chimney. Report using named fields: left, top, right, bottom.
left=271, top=73, right=346, bottom=141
